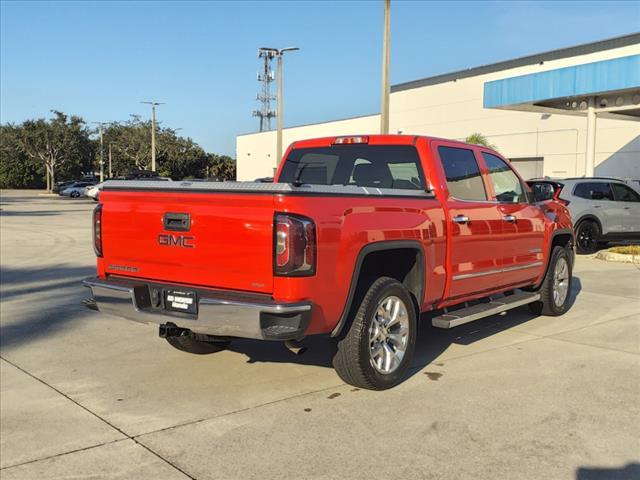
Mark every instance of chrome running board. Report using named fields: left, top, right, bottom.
left=432, top=292, right=540, bottom=329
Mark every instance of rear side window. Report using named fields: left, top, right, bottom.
left=611, top=183, right=640, bottom=202
left=438, top=146, right=487, bottom=201
left=482, top=152, right=526, bottom=203
left=280, top=145, right=425, bottom=190
left=574, top=182, right=613, bottom=201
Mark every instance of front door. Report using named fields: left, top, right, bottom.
left=479, top=151, right=546, bottom=286
left=434, top=143, right=505, bottom=301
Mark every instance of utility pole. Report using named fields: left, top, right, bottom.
left=380, top=0, right=391, bottom=134
left=141, top=101, right=164, bottom=171
left=92, top=122, right=106, bottom=182
left=108, top=143, right=113, bottom=178
left=276, top=47, right=299, bottom=165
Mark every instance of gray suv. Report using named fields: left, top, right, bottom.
left=528, top=177, right=640, bottom=254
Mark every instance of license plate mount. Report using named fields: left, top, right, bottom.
left=164, top=289, right=197, bottom=315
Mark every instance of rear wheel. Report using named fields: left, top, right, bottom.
left=166, top=332, right=230, bottom=355
left=528, top=246, right=572, bottom=316
left=576, top=220, right=600, bottom=254
left=333, top=277, right=417, bottom=390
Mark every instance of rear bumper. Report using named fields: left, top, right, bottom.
left=82, top=277, right=312, bottom=340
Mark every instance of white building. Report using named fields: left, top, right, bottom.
left=236, top=33, right=640, bottom=181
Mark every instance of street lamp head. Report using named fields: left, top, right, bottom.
left=280, top=47, right=300, bottom=54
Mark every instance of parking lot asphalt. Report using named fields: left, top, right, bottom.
left=1, top=189, right=639, bottom=480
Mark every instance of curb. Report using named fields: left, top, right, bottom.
left=595, top=251, right=640, bottom=264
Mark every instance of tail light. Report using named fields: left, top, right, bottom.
left=274, top=214, right=316, bottom=276
left=553, top=186, right=570, bottom=206
left=93, top=204, right=103, bottom=257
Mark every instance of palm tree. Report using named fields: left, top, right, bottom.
left=465, top=133, right=497, bottom=151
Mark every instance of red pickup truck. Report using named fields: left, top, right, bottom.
left=84, top=135, right=575, bottom=390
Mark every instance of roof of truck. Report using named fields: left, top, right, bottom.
left=290, top=134, right=491, bottom=151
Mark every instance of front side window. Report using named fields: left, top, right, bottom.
left=573, top=182, right=613, bottom=201
left=482, top=152, right=526, bottom=203
left=611, top=183, right=640, bottom=202
left=280, top=145, right=425, bottom=190
left=438, top=146, right=487, bottom=201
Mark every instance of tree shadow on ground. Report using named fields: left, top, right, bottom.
left=0, top=265, right=94, bottom=350
left=226, top=278, right=582, bottom=380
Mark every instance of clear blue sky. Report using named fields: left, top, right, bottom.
left=1, top=0, right=638, bottom=156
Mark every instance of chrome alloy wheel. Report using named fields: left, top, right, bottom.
left=552, top=257, right=570, bottom=307
left=368, top=295, right=410, bottom=374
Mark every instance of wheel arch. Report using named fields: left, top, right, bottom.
left=330, top=240, right=425, bottom=337
left=575, top=214, right=602, bottom=232
left=534, top=228, right=575, bottom=290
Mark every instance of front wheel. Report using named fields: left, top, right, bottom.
left=166, top=332, right=230, bottom=355
left=70, top=191, right=80, bottom=198
left=528, top=246, right=572, bottom=316
left=333, top=277, right=417, bottom=390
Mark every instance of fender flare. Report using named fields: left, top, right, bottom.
left=534, top=228, right=575, bottom=290
left=330, top=240, right=426, bottom=337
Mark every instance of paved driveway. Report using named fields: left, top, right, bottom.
left=1, top=190, right=638, bottom=480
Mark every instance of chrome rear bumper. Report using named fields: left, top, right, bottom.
left=82, top=277, right=312, bottom=340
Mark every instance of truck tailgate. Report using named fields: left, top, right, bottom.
left=100, top=189, right=275, bottom=294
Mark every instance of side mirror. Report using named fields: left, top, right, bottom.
left=533, top=184, right=554, bottom=202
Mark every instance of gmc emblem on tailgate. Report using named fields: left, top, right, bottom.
left=158, top=234, right=195, bottom=248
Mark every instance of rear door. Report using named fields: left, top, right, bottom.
left=101, top=190, right=275, bottom=293
left=572, top=182, right=622, bottom=234
left=433, top=143, right=504, bottom=300
left=611, top=182, right=640, bottom=233
left=480, top=151, right=546, bottom=286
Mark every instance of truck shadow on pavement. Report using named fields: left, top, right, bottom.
left=576, top=463, right=640, bottom=480
left=227, top=278, right=582, bottom=381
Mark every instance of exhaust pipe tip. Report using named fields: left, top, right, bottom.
left=284, top=339, right=307, bottom=355
left=83, top=298, right=99, bottom=311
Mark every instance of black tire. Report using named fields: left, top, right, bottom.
left=166, top=332, right=230, bottom=355
left=575, top=220, right=600, bottom=254
left=333, top=277, right=417, bottom=390
left=70, top=191, right=80, bottom=198
left=528, top=246, right=572, bottom=316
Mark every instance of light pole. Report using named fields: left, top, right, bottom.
left=380, top=0, right=391, bottom=134
left=92, top=122, right=106, bottom=182
left=267, top=47, right=299, bottom=165
left=141, top=101, right=164, bottom=171
left=108, top=142, right=113, bottom=178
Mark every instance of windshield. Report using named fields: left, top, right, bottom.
left=279, top=145, right=426, bottom=190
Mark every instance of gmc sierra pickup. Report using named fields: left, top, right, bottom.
left=84, top=135, right=575, bottom=390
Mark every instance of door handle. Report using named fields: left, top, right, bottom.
left=623, top=206, right=631, bottom=210
left=453, top=215, right=469, bottom=224
left=503, top=215, right=517, bottom=223
left=592, top=205, right=601, bottom=208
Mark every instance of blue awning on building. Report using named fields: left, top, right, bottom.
left=484, top=55, right=640, bottom=110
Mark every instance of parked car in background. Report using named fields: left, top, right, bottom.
left=86, top=183, right=104, bottom=201
left=528, top=177, right=640, bottom=254
left=53, top=180, right=76, bottom=194
left=61, top=182, right=94, bottom=198
left=84, top=134, right=575, bottom=390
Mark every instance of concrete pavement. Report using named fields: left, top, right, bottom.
left=1, top=190, right=638, bottom=479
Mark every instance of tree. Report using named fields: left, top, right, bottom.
left=17, top=111, right=93, bottom=190
left=207, top=154, right=236, bottom=181
left=465, top=133, right=497, bottom=151
left=156, top=129, right=208, bottom=179
left=0, top=124, right=44, bottom=189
